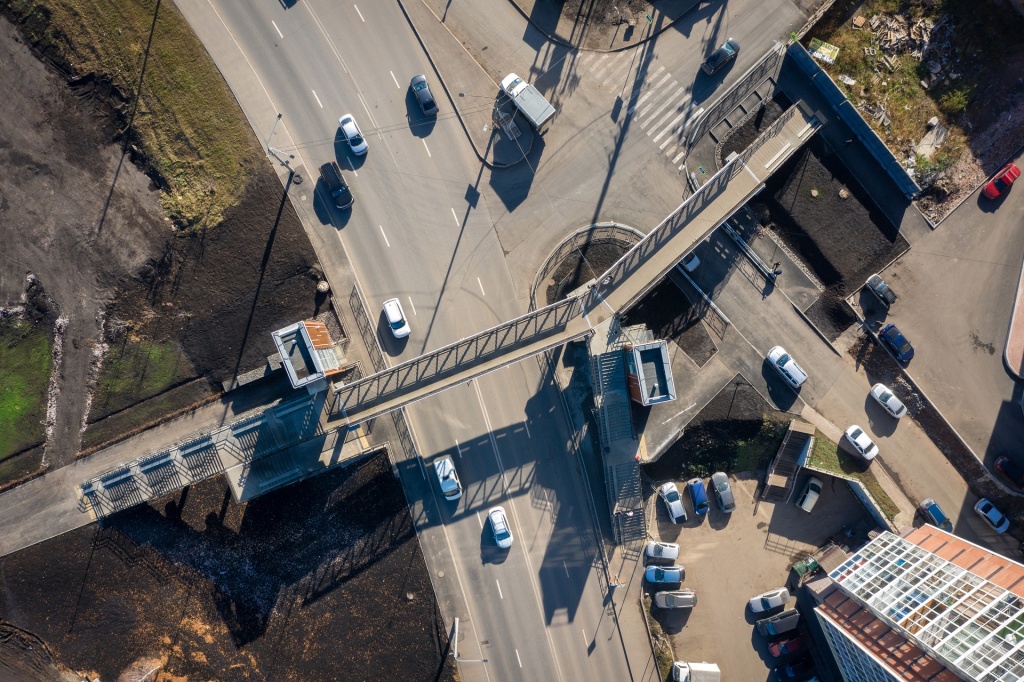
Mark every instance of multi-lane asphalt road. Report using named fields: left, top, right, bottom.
left=174, top=0, right=821, bottom=679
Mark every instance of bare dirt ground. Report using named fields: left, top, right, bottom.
left=545, top=238, right=629, bottom=304
left=621, top=279, right=717, bottom=367
left=0, top=15, right=323, bottom=467
left=0, top=453, right=456, bottom=682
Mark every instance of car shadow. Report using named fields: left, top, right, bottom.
left=377, top=311, right=409, bottom=356
left=312, top=179, right=351, bottom=229
left=977, top=191, right=1006, bottom=213
left=334, top=132, right=365, bottom=170
left=864, top=396, right=898, bottom=437
left=761, top=361, right=799, bottom=411
left=651, top=605, right=693, bottom=635
left=406, top=91, right=436, bottom=138
left=836, top=439, right=872, bottom=472
left=480, top=523, right=510, bottom=565
left=707, top=505, right=733, bottom=530
left=857, top=288, right=889, bottom=324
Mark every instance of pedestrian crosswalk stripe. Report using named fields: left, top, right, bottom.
left=653, top=106, right=691, bottom=143
left=640, top=85, right=683, bottom=128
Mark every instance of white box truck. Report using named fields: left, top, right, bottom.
left=500, top=73, right=556, bottom=131
left=671, top=661, right=721, bottom=682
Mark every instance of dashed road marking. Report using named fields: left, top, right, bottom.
left=390, top=71, right=400, bottom=88
left=408, top=297, right=417, bottom=315
left=477, top=277, right=486, bottom=296
left=353, top=4, right=365, bottom=21
left=496, top=580, right=503, bottom=599
left=422, top=139, right=431, bottom=157
left=311, top=90, right=323, bottom=109
left=271, top=21, right=283, bottom=39
left=379, top=225, right=390, bottom=247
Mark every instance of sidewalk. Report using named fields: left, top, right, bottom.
left=507, top=0, right=704, bottom=52
left=1004, top=263, right=1024, bottom=380
left=398, top=0, right=534, bottom=167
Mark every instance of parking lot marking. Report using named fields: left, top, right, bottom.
left=408, top=297, right=417, bottom=315
left=379, top=225, right=390, bottom=247
left=311, top=90, right=323, bottom=109
left=353, top=4, right=365, bottom=22
left=496, top=580, right=503, bottom=599
left=455, top=439, right=464, bottom=458
left=390, top=70, right=400, bottom=88
left=523, top=420, right=530, bottom=438
left=477, top=277, right=486, bottom=296
left=515, top=649, right=522, bottom=667
left=422, top=139, right=431, bottom=157
left=271, top=20, right=283, bottom=39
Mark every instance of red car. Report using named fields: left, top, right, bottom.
left=983, top=162, right=1020, bottom=199
left=768, top=632, right=809, bottom=658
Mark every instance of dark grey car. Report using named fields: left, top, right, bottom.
left=756, top=608, right=800, bottom=636
left=410, top=75, right=438, bottom=116
left=701, top=38, right=740, bottom=75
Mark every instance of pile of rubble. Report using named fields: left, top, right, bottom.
left=852, top=13, right=958, bottom=91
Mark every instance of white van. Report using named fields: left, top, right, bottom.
left=433, top=455, right=462, bottom=501
left=796, top=476, right=823, bottom=513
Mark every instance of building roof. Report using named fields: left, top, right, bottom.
left=826, top=528, right=1024, bottom=682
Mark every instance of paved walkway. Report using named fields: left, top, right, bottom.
left=1005, top=265, right=1024, bottom=380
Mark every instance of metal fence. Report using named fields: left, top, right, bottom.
left=332, top=296, right=585, bottom=419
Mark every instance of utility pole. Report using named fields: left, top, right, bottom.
left=451, top=618, right=488, bottom=664
left=266, top=113, right=295, bottom=168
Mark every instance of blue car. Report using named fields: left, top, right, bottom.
left=879, top=323, right=914, bottom=363
left=687, top=478, right=710, bottom=516
left=919, top=498, right=953, bottom=532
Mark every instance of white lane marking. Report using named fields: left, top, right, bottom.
left=477, top=277, right=486, bottom=296
left=353, top=4, right=365, bottom=21
left=649, top=94, right=690, bottom=135
left=630, top=70, right=670, bottom=114
left=641, top=86, right=683, bottom=129
left=422, top=139, right=431, bottom=157
left=408, top=297, right=417, bottom=315
left=563, top=561, right=569, bottom=578
left=311, top=90, right=323, bottom=109
left=653, top=103, right=692, bottom=143
left=496, top=580, right=503, bottom=599
left=662, top=402, right=697, bottom=425
left=347, top=158, right=358, bottom=176
left=516, top=649, right=522, bottom=668
left=582, top=628, right=587, bottom=646
left=476, top=510, right=483, bottom=527
left=451, top=208, right=460, bottom=226
left=582, top=52, right=596, bottom=66
left=523, top=420, right=530, bottom=438
left=390, top=70, right=400, bottom=88
left=271, top=20, right=283, bottom=39
left=379, top=225, right=390, bottom=247
left=455, top=439, right=464, bottom=458
left=672, top=149, right=687, bottom=164
left=591, top=54, right=610, bottom=79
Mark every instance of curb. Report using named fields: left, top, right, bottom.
left=790, top=301, right=842, bottom=357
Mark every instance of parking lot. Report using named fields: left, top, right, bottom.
left=645, top=474, right=870, bottom=681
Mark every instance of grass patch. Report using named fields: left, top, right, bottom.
left=7, top=0, right=262, bottom=229
left=808, top=430, right=900, bottom=520
left=90, top=339, right=196, bottom=419
left=683, top=416, right=789, bottom=477
left=0, top=316, right=53, bottom=459
left=643, top=595, right=676, bottom=680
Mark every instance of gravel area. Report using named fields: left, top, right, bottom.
left=718, top=93, right=793, bottom=164
left=622, top=280, right=717, bottom=367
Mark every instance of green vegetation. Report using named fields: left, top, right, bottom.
left=0, top=317, right=53, bottom=459
left=7, top=0, right=262, bottom=229
left=644, top=598, right=676, bottom=679
left=684, top=416, right=789, bottom=477
left=808, top=431, right=900, bottom=520
left=90, top=339, right=196, bottom=419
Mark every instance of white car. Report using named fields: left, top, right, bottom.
left=767, top=345, right=808, bottom=389
left=654, top=589, right=697, bottom=609
left=433, top=455, right=462, bottom=501
left=645, top=541, right=680, bottom=563
left=488, top=506, right=514, bottom=548
left=338, top=113, right=368, bottom=155
left=749, top=587, right=790, bottom=613
left=869, top=383, right=907, bottom=419
left=845, top=425, right=879, bottom=461
left=974, top=498, right=1011, bottom=533
left=681, top=252, right=700, bottom=273
left=659, top=482, right=687, bottom=523
left=383, top=298, right=411, bottom=338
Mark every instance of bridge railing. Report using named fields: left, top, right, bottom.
left=332, top=296, right=584, bottom=416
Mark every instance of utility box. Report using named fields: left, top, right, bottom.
left=624, top=340, right=676, bottom=406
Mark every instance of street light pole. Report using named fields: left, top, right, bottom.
left=265, top=113, right=295, bottom=167
left=451, top=618, right=488, bottom=664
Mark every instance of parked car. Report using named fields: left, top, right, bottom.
left=749, top=588, right=790, bottom=613
left=487, top=506, right=513, bottom=548
left=338, top=113, right=368, bottom=155
left=983, top=161, right=1020, bottom=199
left=645, top=541, right=680, bottom=563
left=659, top=482, right=687, bottom=523
left=318, top=161, right=354, bottom=209
left=645, top=565, right=685, bottom=584
left=711, top=471, right=736, bottom=513
left=433, top=455, right=462, bottom=501
left=654, top=589, right=697, bottom=609
left=681, top=252, right=700, bottom=273
left=767, top=345, right=808, bottom=389
left=774, top=657, right=816, bottom=681
left=974, top=498, right=1011, bottom=533
left=865, top=273, right=898, bottom=307
left=879, top=323, right=915, bottom=363
left=687, top=478, right=710, bottom=516
left=845, top=425, right=879, bottom=461
left=796, top=476, right=822, bottom=513
left=994, top=456, right=1024, bottom=491
left=870, top=383, right=907, bottom=419
left=702, top=38, right=740, bottom=75
left=410, top=74, right=439, bottom=116
left=757, top=608, right=801, bottom=636
left=383, top=298, right=411, bottom=338
left=919, top=498, right=954, bottom=532
left=768, top=632, right=809, bottom=658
